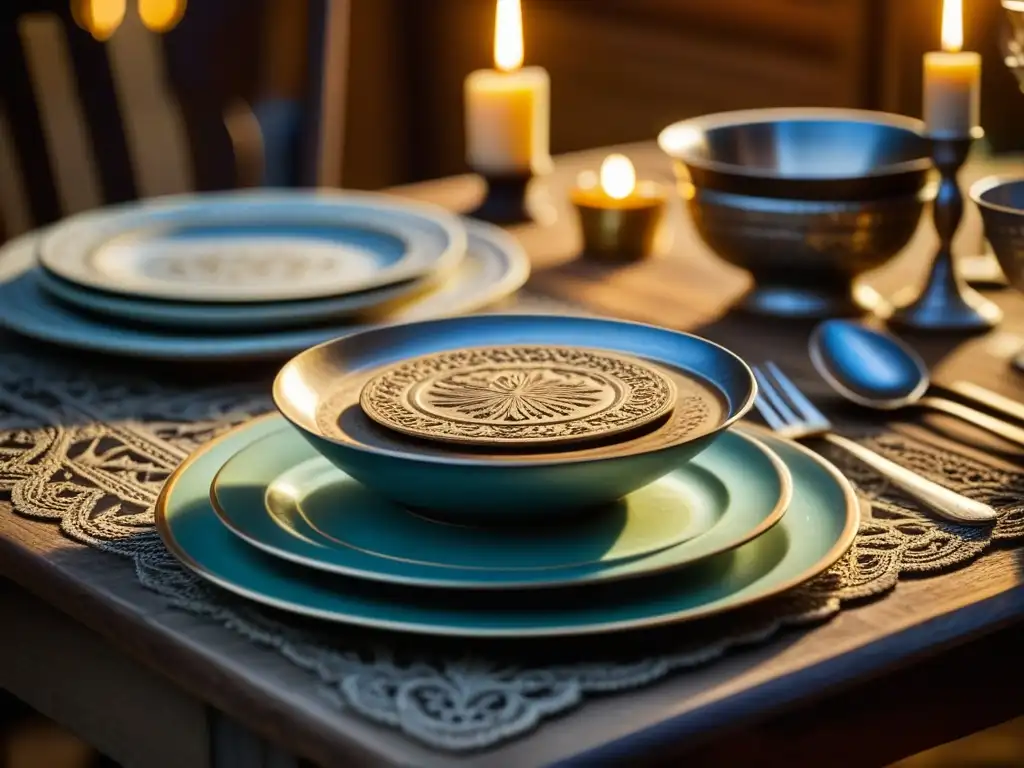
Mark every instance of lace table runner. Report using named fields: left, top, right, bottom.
left=1, top=302, right=1024, bottom=752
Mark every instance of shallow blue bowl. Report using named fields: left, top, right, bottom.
left=273, top=314, right=756, bottom=524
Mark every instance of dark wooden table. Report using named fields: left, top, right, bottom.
left=2, top=143, right=1024, bottom=768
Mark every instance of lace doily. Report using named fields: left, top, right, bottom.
left=1, top=317, right=1023, bottom=752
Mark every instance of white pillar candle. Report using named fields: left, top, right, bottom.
left=464, top=0, right=551, bottom=176
left=923, top=0, right=981, bottom=137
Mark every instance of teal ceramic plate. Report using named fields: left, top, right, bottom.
left=38, top=190, right=466, bottom=303
left=210, top=423, right=792, bottom=590
left=0, top=223, right=528, bottom=361
left=156, top=416, right=858, bottom=637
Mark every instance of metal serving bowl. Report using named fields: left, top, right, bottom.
left=685, top=184, right=936, bottom=317
left=658, top=108, right=931, bottom=201
left=971, top=175, right=1024, bottom=293
left=273, top=314, right=756, bottom=525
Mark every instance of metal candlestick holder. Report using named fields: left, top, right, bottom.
left=468, top=173, right=534, bottom=225
left=888, top=128, right=1002, bottom=332
left=467, top=157, right=556, bottom=226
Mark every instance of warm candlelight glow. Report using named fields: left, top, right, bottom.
left=571, top=155, right=667, bottom=261
left=942, top=0, right=964, bottom=53
left=73, top=0, right=126, bottom=40
left=466, top=0, right=549, bottom=175
left=924, top=0, right=980, bottom=136
left=139, top=0, right=187, bottom=32
left=600, top=155, right=637, bottom=200
left=494, top=0, right=525, bottom=72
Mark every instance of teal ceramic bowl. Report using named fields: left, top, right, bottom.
left=273, top=314, right=756, bottom=524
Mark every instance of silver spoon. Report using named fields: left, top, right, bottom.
left=809, top=320, right=1024, bottom=450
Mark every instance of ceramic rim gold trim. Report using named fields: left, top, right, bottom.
left=155, top=416, right=858, bottom=637
left=205, top=424, right=793, bottom=587
left=273, top=317, right=757, bottom=468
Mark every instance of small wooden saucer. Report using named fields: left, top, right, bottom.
left=358, top=345, right=677, bottom=448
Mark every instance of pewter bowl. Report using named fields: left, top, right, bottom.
left=273, top=314, right=756, bottom=524
left=685, top=184, right=935, bottom=317
left=971, top=175, right=1024, bottom=293
left=658, top=108, right=931, bottom=201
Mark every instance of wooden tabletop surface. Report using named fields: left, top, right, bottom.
left=2, top=143, right=1024, bottom=767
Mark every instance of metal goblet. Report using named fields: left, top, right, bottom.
left=659, top=108, right=934, bottom=318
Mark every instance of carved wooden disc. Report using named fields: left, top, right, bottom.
left=358, top=346, right=678, bottom=448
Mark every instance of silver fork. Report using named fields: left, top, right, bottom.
left=753, top=362, right=998, bottom=525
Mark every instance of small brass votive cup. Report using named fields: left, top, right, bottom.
left=570, top=174, right=668, bottom=263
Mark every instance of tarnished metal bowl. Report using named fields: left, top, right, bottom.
left=684, top=184, right=935, bottom=317
left=971, top=176, right=1024, bottom=293
left=658, top=108, right=931, bottom=201
left=659, top=107, right=934, bottom=316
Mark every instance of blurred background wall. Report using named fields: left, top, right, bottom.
left=4, top=0, right=1022, bottom=221
left=342, top=0, right=1024, bottom=189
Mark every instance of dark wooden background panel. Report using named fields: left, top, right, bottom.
left=340, top=0, right=416, bottom=190
left=341, top=0, right=876, bottom=187
left=5, top=1, right=1023, bottom=212
left=340, top=0, right=1024, bottom=190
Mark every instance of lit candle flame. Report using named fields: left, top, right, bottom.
left=494, top=0, right=524, bottom=72
left=600, top=154, right=636, bottom=200
left=941, top=0, right=964, bottom=53
left=139, top=0, right=187, bottom=33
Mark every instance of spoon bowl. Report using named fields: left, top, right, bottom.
left=809, top=320, right=1024, bottom=450
left=809, top=320, right=929, bottom=410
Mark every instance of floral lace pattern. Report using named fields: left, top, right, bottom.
left=1, top=317, right=1023, bottom=752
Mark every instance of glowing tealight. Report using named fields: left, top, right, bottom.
left=600, top=154, right=637, bottom=201
left=570, top=155, right=668, bottom=262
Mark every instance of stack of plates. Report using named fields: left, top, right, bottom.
left=0, top=191, right=530, bottom=361
left=157, top=315, right=859, bottom=637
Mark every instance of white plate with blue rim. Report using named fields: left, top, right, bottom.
left=38, top=190, right=466, bottom=303
left=34, top=256, right=454, bottom=331
left=0, top=220, right=530, bottom=362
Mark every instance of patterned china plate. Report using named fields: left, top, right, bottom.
left=210, top=422, right=792, bottom=590
left=312, top=355, right=728, bottom=463
left=359, top=346, right=679, bottom=448
left=155, top=416, right=859, bottom=637
left=38, top=191, right=466, bottom=303
left=0, top=222, right=529, bottom=362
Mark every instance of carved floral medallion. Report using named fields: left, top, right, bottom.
left=358, top=346, right=677, bottom=447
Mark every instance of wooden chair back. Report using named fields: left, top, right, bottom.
left=0, top=0, right=349, bottom=240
